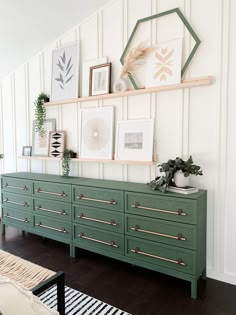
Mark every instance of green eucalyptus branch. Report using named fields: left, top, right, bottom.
left=34, top=92, right=48, bottom=136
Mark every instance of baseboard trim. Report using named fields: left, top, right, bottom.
left=207, top=269, right=236, bottom=285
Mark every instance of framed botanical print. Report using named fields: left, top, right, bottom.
left=51, top=42, right=80, bottom=101
left=32, top=119, right=56, bottom=156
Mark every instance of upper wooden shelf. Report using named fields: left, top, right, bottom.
left=45, top=76, right=213, bottom=106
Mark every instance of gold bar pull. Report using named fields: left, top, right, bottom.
left=131, top=225, right=186, bottom=241
left=78, top=213, right=117, bottom=226
left=36, top=188, right=67, bottom=197
left=4, top=183, right=28, bottom=191
left=4, top=214, right=28, bottom=223
left=35, top=206, right=67, bottom=215
left=131, top=203, right=186, bottom=216
left=131, top=247, right=186, bottom=266
left=79, top=233, right=119, bottom=248
left=76, top=194, right=117, bottom=205
left=36, top=222, right=67, bottom=233
left=4, top=198, right=28, bottom=207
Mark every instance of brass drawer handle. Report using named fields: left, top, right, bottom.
left=79, top=233, right=119, bottom=248
left=76, top=194, right=117, bottom=205
left=4, top=214, right=28, bottom=223
left=131, top=202, right=186, bottom=216
left=36, top=222, right=67, bottom=233
left=131, top=225, right=186, bottom=241
left=4, top=198, right=28, bottom=207
left=4, top=183, right=28, bottom=191
left=78, top=213, right=117, bottom=226
left=35, top=206, right=67, bottom=215
left=35, top=188, right=67, bottom=197
left=131, top=247, right=186, bottom=266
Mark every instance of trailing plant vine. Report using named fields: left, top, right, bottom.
left=62, top=149, right=72, bottom=176
left=34, top=92, right=48, bottom=136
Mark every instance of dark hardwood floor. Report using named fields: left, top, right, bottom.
left=0, top=227, right=235, bottom=315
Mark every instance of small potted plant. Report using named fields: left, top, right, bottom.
left=149, top=156, right=203, bottom=192
left=62, top=149, right=76, bottom=176
left=34, top=92, right=49, bottom=136
left=0, top=154, right=3, bottom=159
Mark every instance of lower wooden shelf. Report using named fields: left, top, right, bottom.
left=18, top=156, right=156, bottom=166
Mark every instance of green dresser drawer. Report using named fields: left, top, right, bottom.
left=34, top=198, right=71, bottom=221
left=2, top=192, right=32, bottom=211
left=126, top=236, right=196, bottom=275
left=34, top=215, right=72, bottom=240
left=125, top=214, right=196, bottom=250
left=125, top=192, right=197, bottom=224
left=2, top=177, right=32, bottom=195
left=73, top=186, right=124, bottom=212
left=2, top=207, right=33, bottom=228
left=33, top=181, right=71, bottom=202
left=73, top=205, right=124, bottom=233
left=74, top=224, right=124, bottom=255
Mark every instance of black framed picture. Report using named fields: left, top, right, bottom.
left=22, top=146, right=32, bottom=156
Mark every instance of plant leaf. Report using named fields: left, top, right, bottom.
left=65, top=74, right=73, bottom=84
left=66, top=64, right=73, bottom=77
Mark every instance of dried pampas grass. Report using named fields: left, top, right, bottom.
left=121, top=42, right=153, bottom=77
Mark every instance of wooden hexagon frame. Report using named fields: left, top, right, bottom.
left=120, top=8, right=201, bottom=90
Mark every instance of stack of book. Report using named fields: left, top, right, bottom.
left=167, top=185, right=198, bottom=194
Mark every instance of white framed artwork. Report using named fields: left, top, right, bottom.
left=32, top=119, right=56, bottom=156
left=51, top=42, right=80, bottom=101
left=79, top=106, right=114, bottom=159
left=82, top=57, right=108, bottom=96
left=145, top=38, right=182, bottom=88
left=115, top=119, right=154, bottom=161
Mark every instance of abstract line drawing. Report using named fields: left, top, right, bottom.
left=154, top=48, right=174, bottom=81
left=55, top=51, right=73, bottom=90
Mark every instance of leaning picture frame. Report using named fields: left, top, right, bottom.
left=51, top=41, right=80, bottom=101
left=22, top=146, right=32, bottom=156
left=32, top=119, right=56, bottom=156
left=115, top=119, right=154, bottom=161
left=89, top=63, right=111, bottom=96
left=79, top=106, right=114, bottom=159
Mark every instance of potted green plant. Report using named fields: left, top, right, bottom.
left=148, top=156, right=203, bottom=192
left=0, top=154, right=3, bottom=159
left=62, top=149, right=76, bottom=176
left=34, top=92, right=49, bottom=136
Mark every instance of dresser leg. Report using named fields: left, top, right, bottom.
left=191, top=279, right=198, bottom=299
left=1, top=222, right=5, bottom=235
left=201, top=267, right=206, bottom=280
left=70, top=245, right=75, bottom=258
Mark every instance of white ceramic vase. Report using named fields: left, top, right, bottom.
left=113, top=77, right=127, bottom=93
left=174, top=170, right=190, bottom=187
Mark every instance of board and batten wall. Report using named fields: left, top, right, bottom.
left=0, top=0, right=235, bottom=285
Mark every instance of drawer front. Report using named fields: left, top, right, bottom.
left=126, top=236, right=196, bottom=275
left=73, top=186, right=124, bottom=212
left=74, top=224, right=124, bottom=255
left=125, top=192, right=197, bottom=224
left=125, top=214, right=196, bottom=250
left=2, top=177, right=32, bottom=195
left=2, top=192, right=32, bottom=212
left=2, top=207, right=33, bottom=228
left=34, top=215, right=71, bottom=240
left=34, top=198, right=71, bottom=221
left=33, top=181, right=71, bottom=202
left=73, top=205, right=124, bottom=233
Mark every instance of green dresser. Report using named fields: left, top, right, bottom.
left=1, top=172, right=206, bottom=298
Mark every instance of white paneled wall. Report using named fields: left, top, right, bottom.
left=0, top=0, right=235, bottom=285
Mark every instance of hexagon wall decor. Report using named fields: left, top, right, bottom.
left=120, top=8, right=201, bottom=90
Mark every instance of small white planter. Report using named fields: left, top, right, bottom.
left=174, top=170, right=190, bottom=187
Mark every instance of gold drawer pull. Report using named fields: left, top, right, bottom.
left=35, top=188, right=67, bottom=197
left=78, top=214, right=117, bottom=226
left=131, top=202, right=186, bottom=216
left=4, top=198, right=28, bottom=207
left=35, top=206, right=67, bottom=215
left=131, top=225, right=186, bottom=241
left=36, top=222, right=67, bottom=233
left=4, top=183, right=28, bottom=191
left=4, top=214, right=28, bottom=223
left=76, top=194, right=117, bottom=205
left=131, top=247, right=186, bottom=266
left=79, top=233, right=119, bottom=248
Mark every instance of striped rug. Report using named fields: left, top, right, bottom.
left=39, top=285, right=131, bottom=315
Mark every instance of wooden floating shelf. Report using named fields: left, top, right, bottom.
left=18, top=156, right=156, bottom=166
left=45, top=76, right=213, bottom=106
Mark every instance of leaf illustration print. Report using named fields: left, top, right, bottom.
left=55, top=51, right=74, bottom=90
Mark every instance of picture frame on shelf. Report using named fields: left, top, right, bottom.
left=79, top=106, right=114, bottom=160
left=32, top=119, right=56, bottom=157
left=22, top=146, right=32, bottom=156
left=82, top=57, right=108, bottom=96
left=115, top=119, right=154, bottom=162
left=49, top=131, right=66, bottom=158
left=51, top=41, right=80, bottom=101
left=89, top=63, right=111, bottom=96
